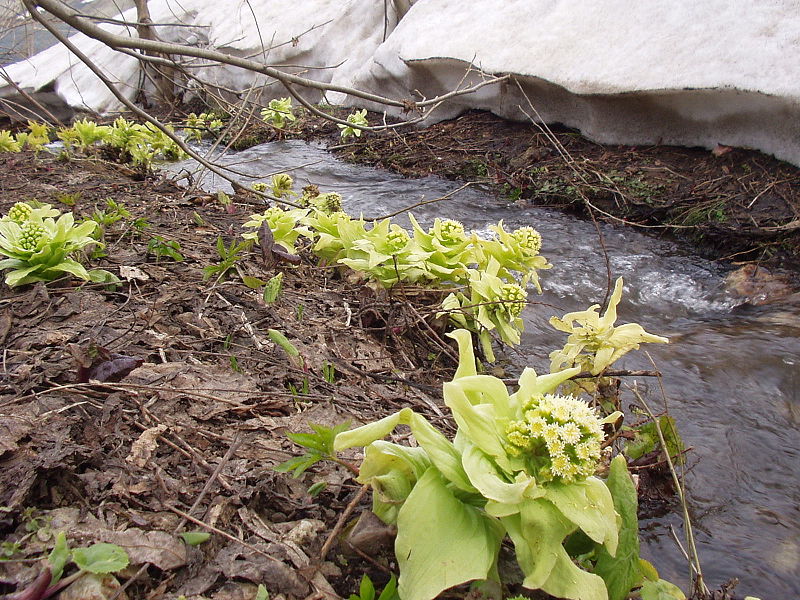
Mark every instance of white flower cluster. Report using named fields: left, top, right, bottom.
left=505, top=393, right=604, bottom=483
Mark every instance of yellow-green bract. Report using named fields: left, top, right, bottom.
left=339, top=108, right=369, bottom=140
left=550, top=277, right=669, bottom=376
left=334, top=329, right=622, bottom=600
left=0, top=208, right=103, bottom=287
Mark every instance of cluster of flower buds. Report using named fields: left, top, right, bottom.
left=512, top=226, right=542, bottom=255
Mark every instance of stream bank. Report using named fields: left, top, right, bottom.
left=1, top=106, right=799, bottom=600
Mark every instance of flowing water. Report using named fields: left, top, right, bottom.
left=170, top=140, right=800, bottom=600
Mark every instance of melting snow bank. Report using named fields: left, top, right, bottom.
left=2, top=0, right=800, bottom=166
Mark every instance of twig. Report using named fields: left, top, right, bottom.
left=630, top=380, right=709, bottom=598
left=372, top=182, right=475, bottom=221
left=26, top=0, right=508, bottom=114
left=165, top=505, right=284, bottom=562
left=110, top=434, right=243, bottom=599
left=319, top=484, right=369, bottom=561
left=21, top=0, right=294, bottom=207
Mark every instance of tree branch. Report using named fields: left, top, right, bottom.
left=28, top=0, right=507, bottom=112
left=21, top=0, right=292, bottom=206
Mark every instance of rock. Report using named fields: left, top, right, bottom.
left=724, top=264, right=795, bottom=305
left=342, top=510, right=396, bottom=556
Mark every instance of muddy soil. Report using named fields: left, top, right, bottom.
left=0, top=149, right=462, bottom=600
left=2, top=106, right=792, bottom=600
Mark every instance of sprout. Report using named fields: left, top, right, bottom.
left=338, top=108, right=369, bottom=140
left=261, top=98, right=296, bottom=129
left=271, top=173, right=295, bottom=198
left=0, top=130, right=21, bottom=153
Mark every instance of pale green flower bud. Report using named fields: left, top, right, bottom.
left=7, top=202, right=32, bottom=224
left=270, top=173, right=294, bottom=198
left=432, top=219, right=465, bottom=243
left=19, top=222, right=46, bottom=251
left=499, top=282, right=527, bottom=316
left=312, top=192, right=343, bottom=215
left=386, top=227, right=410, bottom=253
left=263, top=206, right=286, bottom=226
left=512, top=226, right=542, bottom=255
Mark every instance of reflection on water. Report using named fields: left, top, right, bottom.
left=169, top=140, right=800, bottom=600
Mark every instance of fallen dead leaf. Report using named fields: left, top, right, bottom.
left=60, top=573, right=129, bottom=600
left=126, top=424, right=167, bottom=468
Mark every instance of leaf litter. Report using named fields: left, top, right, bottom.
left=0, top=150, right=453, bottom=599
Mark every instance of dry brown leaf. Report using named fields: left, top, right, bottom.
left=126, top=424, right=167, bottom=467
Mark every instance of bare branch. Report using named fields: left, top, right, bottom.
left=21, top=0, right=293, bottom=207
left=27, top=0, right=507, bottom=113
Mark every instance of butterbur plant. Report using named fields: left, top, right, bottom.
left=261, top=97, right=297, bottom=129
left=440, top=258, right=528, bottom=361
left=339, top=108, right=369, bottom=140
left=242, top=206, right=311, bottom=253
left=549, top=278, right=668, bottom=394
left=334, top=329, right=625, bottom=600
left=474, top=222, right=550, bottom=290
left=0, top=129, right=21, bottom=152
left=0, top=203, right=116, bottom=287
left=271, top=173, right=295, bottom=199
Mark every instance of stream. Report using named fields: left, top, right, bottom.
left=170, top=140, right=800, bottom=600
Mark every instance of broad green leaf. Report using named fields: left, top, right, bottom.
left=335, top=408, right=473, bottom=493
left=501, top=499, right=571, bottom=590
left=544, top=477, right=618, bottom=552
left=241, top=275, right=266, bottom=289
left=442, top=379, right=509, bottom=469
left=377, top=574, right=399, bottom=600
left=4, top=263, right=41, bottom=286
left=447, top=329, right=478, bottom=379
left=594, top=456, right=643, bottom=600
left=460, top=442, right=539, bottom=509
left=359, top=441, right=431, bottom=523
left=541, top=546, right=609, bottom=600
left=180, top=532, right=211, bottom=546
left=639, top=579, right=687, bottom=600
left=357, top=574, right=375, bottom=600
left=47, top=531, right=70, bottom=584
left=639, top=559, right=660, bottom=582
left=49, top=258, right=91, bottom=280
left=72, top=543, right=129, bottom=574
left=395, top=469, right=503, bottom=600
